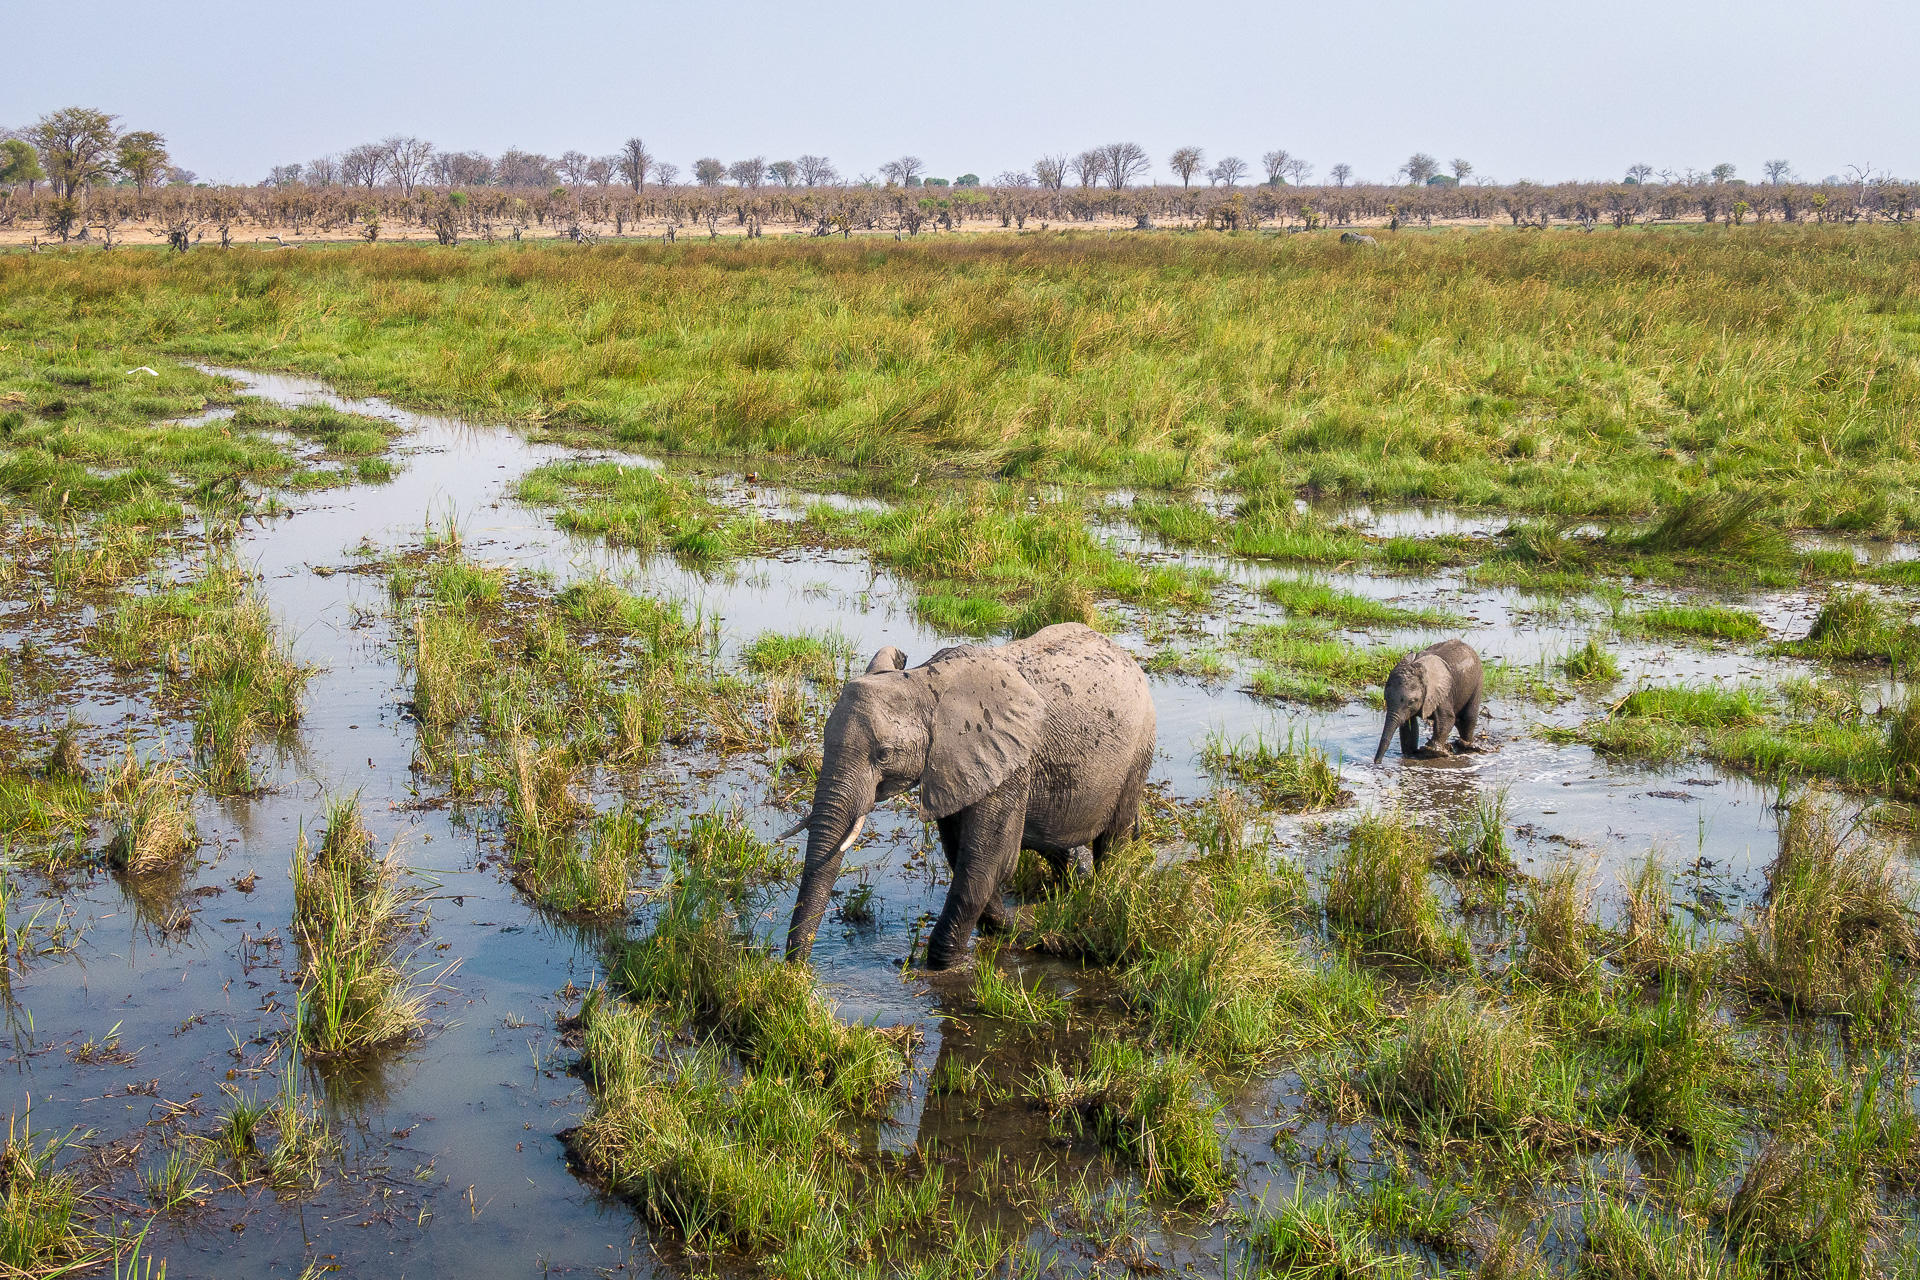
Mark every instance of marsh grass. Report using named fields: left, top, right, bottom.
left=211, top=1071, right=339, bottom=1194
left=1326, top=812, right=1465, bottom=967
left=519, top=460, right=764, bottom=559
left=103, top=749, right=197, bottom=875
left=228, top=400, right=398, bottom=460
left=1200, top=727, right=1347, bottom=812
left=1783, top=588, right=1920, bottom=666
left=1626, top=604, right=1765, bottom=643
left=0, top=1116, right=100, bottom=1276
left=90, top=559, right=312, bottom=791
left=1358, top=992, right=1582, bottom=1149
left=513, top=804, right=651, bottom=917
left=1579, top=1194, right=1735, bottom=1280
left=740, top=630, right=854, bottom=683
left=1025, top=836, right=1369, bottom=1067
left=1263, top=577, right=1461, bottom=628
left=1560, top=636, right=1621, bottom=685
left=1437, top=788, right=1515, bottom=877
left=1561, top=681, right=1904, bottom=797
left=291, top=812, right=433, bottom=1058
left=611, top=876, right=905, bottom=1113
left=1520, top=860, right=1596, bottom=989
left=970, top=949, right=1069, bottom=1023
left=568, top=992, right=1000, bottom=1274
left=810, top=486, right=1212, bottom=637
left=1244, top=1181, right=1417, bottom=1280
left=1610, top=977, right=1743, bottom=1153
left=1738, top=799, right=1919, bottom=1018
left=1624, top=491, right=1789, bottom=563
left=1033, top=1038, right=1228, bottom=1203
left=407, top=606, right=493, bottom=729
left=1239, top=622, right=1398, bottom=706
left=1621, top=854, right=1693, bottom=982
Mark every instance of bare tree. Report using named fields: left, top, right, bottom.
left=1451, top=157, right=1474, bottom=182
left=437, top=151, right=493, bottom=186
left=558, top=150, right=592, bottom=185
left=652, top=161, right=679, bottom=187
left=693, top=157, right=726, bottom=186
left=587, top=157, right=615, bottom=186
left=1033, top=155, right=1067, bottom=189
left=1399, top=152, right=1440, bottom=184
left=1328, top=162, right=1352, bottom=187
left=340, top=143, right=387, bottom=189
left=1208, top=155, right=1248, bottom=187
left=994, top=170, right=1034, bottom=187
left=29, top=106, right=120, bottom=197
left=796, top=154, right=837, bottom=186
left=617, top=137, right=652, bottom=190
left=495, top=149, right=558, bottom=187
left=1099, top=141, right=1150, bottom=189
left=382, top=136, right=434, bottom=195
left=880, top=155, right=925, bottom=185
left=267, top=163, right=304, bottom=187
left=1763, top=159, right=1794, bottom=184
left=767, top=160, right=798, bottom=187
left=1261, top=150, right=1292, bottom=184
left=1282, top=156, right=1313, bottom=186
left=1168, top=146, right=1204, bottom=188
left=1069, top=150, right=1103, bottom=187
left=1626, top=163, right=1654, bottom=184
left=727, top=156, right=767, bottom=187
left=306, top=154, right=339, bottom=186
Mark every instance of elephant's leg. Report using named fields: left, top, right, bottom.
left=1456, top=691, right=1483, bottom=749
left=939, top=814, right=1008, bottom=933
left=1427, top=708, right=1457, bottom=755
left=1399, top=717, right=1419, bottom=757
left=1092, top=753, right=1151, bottom=873
left=926, top=794, right=1025, bottom=970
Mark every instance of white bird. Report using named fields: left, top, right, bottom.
left=126, top=367, right=159, bottom=377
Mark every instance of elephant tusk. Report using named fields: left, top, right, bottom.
left=775, top=815, right=809, bottom=841
left=837, top=814, right=867, bottom=854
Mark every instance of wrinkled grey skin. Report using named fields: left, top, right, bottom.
left=784, top=623, right=1156, bottom=971
left=1373, top=639, right=1484, bottom=764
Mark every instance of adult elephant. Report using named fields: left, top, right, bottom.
left=782, top=623, right=1156, bottom=971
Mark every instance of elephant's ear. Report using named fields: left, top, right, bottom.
left=866, top=646, right=907, bottom=674
left=1417, top=656, right=1451, bottom=717
left=919, top=651, right=1048, bottom=820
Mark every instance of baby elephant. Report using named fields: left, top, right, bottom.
left=1373, top=639, right=1484, bottom=763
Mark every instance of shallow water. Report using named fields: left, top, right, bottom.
left=0, top=365, right=1853, bottom=1275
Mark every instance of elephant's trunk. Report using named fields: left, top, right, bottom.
left=1373, top=706, right=1408, bottom=765
left=784, top=770, right=874, bottom=963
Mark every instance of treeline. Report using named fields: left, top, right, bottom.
left=5, top=175, right=1918, bottom=247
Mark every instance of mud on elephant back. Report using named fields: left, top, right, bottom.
left=780, top=623, right=1157, bottom=971
left=1374, top=639, right=1485, bottom=763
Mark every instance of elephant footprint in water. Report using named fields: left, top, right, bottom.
left=781, top=623, right=1156, bottom=971
left=1374, top=639, right=1485, bottom=763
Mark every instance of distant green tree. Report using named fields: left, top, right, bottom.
left=115, top=130, right=169, bottom=192
left=29, top=106, right=120, bottom=197
left=953, top=173, right=980, bottom=187
left=0, top=139, right=46, bottom=192
left=693, top=157, right=726, bottom=186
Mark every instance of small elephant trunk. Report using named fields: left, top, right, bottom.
left=1373, top=706, right=1409, bottom=765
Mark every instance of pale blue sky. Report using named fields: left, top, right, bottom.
left=6, top=0, right=1915, bottom=185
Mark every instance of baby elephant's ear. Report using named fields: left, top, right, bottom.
left=866, top=646, right=907, bottom=674
left=919, top=651, right=1047, bottom=819
left=1417, top=655, right=1453, bottom=717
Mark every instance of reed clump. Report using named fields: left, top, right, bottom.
left=103, top=749, right=197, bottom=875
left=1034, top=1038, right=1229, bottom=1203
left=290, top=807, right=433, bottom=1058
left=1326, top=811, right=1465, bottom=967
left=1738, top=799, right=1920, bottom=1017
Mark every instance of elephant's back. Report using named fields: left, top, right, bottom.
left=1007, top=623, right=1155, bottom=747
left=1420, top=638, right=1483, bottom=691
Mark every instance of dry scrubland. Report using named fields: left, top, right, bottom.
left=2, top=227, right=1920, bottom=1277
